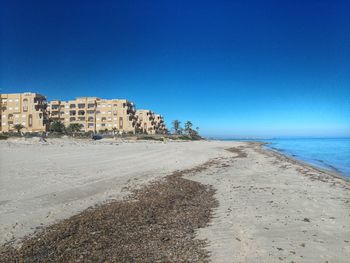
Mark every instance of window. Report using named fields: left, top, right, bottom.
left=119, top=117, right=123, bottom=129
left=23, top=99, right=28, bottom=112
left=28, top=114, right=33, bottom=127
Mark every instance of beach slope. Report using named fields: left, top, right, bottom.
left=0, top=138, right=349, bottom=262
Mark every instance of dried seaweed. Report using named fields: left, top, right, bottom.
left=0, top=169, right=218, bottom=263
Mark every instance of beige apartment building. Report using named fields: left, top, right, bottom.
left=48, top=97, right=137, bottom=133
left=95, top=98, right=136, bottom=133
left=0, top=92, right=167, bottom=134
left=154, top=114, right=167, bottom=134
left=135, top=109, right=156, bottom=134
left=135, top=110, right=168, bottom=135
left=0, top=93, right=48, bottom=132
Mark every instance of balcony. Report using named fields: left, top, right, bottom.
left=78, top=110, right=85, bottom=116
left=87, top=103, right=95, bottom=109
left=69, top=110, right=76, bottom=116
left=70, top=104, right=76, bottom=108
left=78, top=104, right=86, bottom=109
left=35, top=104, right=47, bottom=111
left=127, top=109, right=136, bottom=115
left=51, top=105, right=60, bottom=110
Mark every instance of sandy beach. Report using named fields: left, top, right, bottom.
left=0, top=138, right=349, bottom=262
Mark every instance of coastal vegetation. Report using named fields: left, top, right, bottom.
left=171, top=120, right=202, bottom=140
left=0, top=119, right=203, bottom=141
left=13, top=124, right=24, bottom=134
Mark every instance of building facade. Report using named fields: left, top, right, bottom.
left=135, top=109, right=155, bottom=134
left=0, top=92, right=167, bottom=134
left=95, top=98, right=136, bottom=133
left=154, top=114, right=167, bottom=134
left=48, top=97, right=137, bottom=133
left=0, top=93, right=48, bottom=132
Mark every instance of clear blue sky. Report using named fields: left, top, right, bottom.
left=1, top=0, right=349, bottom=138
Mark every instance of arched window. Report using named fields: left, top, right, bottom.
left=23, top=99, right=28, bottom=112
left=119, top=117, right=123, bottom=129
left=28, top=114, right=33, bottom=127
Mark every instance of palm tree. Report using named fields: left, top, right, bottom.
left=13, top=124, right=24, bottom=134
left=184, top=121, right=193, bottom=135
left=172, top=120, right=182, bottom=135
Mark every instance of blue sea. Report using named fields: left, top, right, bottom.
left=226, top=138, right=350, bottom=178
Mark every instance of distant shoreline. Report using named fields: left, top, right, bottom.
left=259, top=143, right=350, bottom=183
left=216, top=138, right=350, bottom=180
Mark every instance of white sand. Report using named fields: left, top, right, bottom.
left=0, top=137, right=232, bottom=245
left=0, top=138, right=349, bottom=262
left=187, top=142, right=350, bottom=262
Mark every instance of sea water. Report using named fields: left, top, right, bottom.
left=227, top=138, right=350, bottom=178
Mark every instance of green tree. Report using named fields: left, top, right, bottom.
left=49, top=121, right=65, bottom=133
left=171, top=120, right=182, bottom=135
left=184, top=121, right=193, bottom=136
left=67, top=123, right=83, bottom=134
left=14, top=124, right=24, bottom=133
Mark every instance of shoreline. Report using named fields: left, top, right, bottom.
left=257, top=142, right=350, bottom=183
left=220, top=138, right=350, bottom=180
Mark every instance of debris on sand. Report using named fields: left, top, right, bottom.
left=0, top=170, right=218, bottom=262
